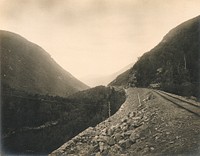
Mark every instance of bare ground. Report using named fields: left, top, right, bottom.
left=50, top=88, right=200, bottom=156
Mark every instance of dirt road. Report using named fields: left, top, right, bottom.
left=50, top=88, right=200, bottom=156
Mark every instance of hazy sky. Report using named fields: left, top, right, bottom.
left=1, top=0, right=200, bottom=86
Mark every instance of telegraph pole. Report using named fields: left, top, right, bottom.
left=108, top=101, right=111, bottom=118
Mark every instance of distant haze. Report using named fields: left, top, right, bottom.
left=81, top=62, right=134, bottom=87
left=1, top=0, right=200, bottom=86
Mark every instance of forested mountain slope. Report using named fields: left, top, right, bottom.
left=2, top=86, right=125, bottom=155
left=0, top=30, right=89, bottom=97
left=110, top=15, right=200, bottom=98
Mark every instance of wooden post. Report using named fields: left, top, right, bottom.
left=108, top=101, right=111, bottom=118
left=184, top=54, right=187, bottom=70
left=138, top=93, right=141, bottom=107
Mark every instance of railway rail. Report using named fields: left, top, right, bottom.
left=153, top=90, right=200, bottom=117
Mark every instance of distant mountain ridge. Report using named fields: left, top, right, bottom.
left=0, top=30, right=89, bottom=97
left=110, top=15, right=200, bottom=98
left=81, top=63, right=134, bottom=87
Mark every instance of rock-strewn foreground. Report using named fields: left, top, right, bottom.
left=50, top=88, right=200, bottom=156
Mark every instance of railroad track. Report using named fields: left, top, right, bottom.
left=153, top=90, right=200, bottom=117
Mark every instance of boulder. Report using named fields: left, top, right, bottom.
left=107, top=128, right=114, bottom=136
left=88, top=144, right=99, bottom=153
left=108, top=137, right=115, bottom=146
left=92, top=135, right=99, bottom=144
left=95, top=152, right=101, bottom=156
left=101, top=128, right=107, bottom=136
left=129, top=132, right=140, bottom=143
left=128, top=112, right=136, bottom=118
left=124, top=130, right=132, bottom=137
left=98, top=135, right=109, bottom=143
left=114, top=124, right=121, bottom=132
left=121, top=116, right=129, bottom=123
left=118, top=139, right=127, bottom=148
left=114, top=133, right=122, bottom=142
left=118, top=139, right=132, bottom=149
left=99, top=142, right=105, bottom=152
left=125, top=139, right=132, bottom=148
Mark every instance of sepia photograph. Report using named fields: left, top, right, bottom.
left=0, top=0, right=200, bottom=155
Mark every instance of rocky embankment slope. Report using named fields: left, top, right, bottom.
left=50, top=88, right=200, bottom=156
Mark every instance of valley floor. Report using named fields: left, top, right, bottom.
left=50, top=88, right=200, bottom=156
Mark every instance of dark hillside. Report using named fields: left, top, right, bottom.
left=110, top=15, right=200, bottom=98
left=2, top=86, right=125, bottom=155
left=0, top=30, right=89, bottom=97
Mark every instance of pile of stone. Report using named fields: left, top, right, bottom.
left=88, top=112, right=145, bottom=155
left=50, top=89, right=158, bottom=156
left=50, top=109, right=147, bottom=156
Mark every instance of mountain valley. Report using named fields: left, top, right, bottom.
left=1, top=15, right=200, bottom=156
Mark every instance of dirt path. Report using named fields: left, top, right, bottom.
left=3, top=120, right=59, bottom=139
left=50, top=88, right=200, bottom=156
